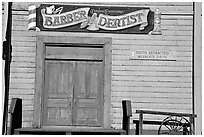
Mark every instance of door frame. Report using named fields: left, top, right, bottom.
left=33, top=35, right=112, bottom=128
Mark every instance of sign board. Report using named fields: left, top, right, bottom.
left=35, top=4, right=154, bottom=34
left=130, top=50, right=176, bottom=61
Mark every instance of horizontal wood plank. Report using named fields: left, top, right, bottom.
left=111, top=86, right=192, bottom=93
left=10, top=83, right=35, bottom=89
left=112, top=75, right=192, bottom=83
left=12, top=2, right=193, bottom=14
left=46, top=46, right=103, bottom=60
left=10, top=89, right=34, bottom=95
left=136, top=109, right=196, bottom=117
left=10, top=72, right=35, bottom=79
left=10, top=62, right=35, bottom=68
left=112, top=66, right=192, bottom=72
left=11, top=57, right=35, bottom=62
left=112, top=91, right=191, bottom=99
left=113, top=60, right=192, bottom=67
left=10, top=78, right=35, bottom=84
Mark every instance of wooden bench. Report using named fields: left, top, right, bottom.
left=135, top=109, right=197, bottom=135
left=122, top=100, right=132, bottom=135
left=122, top=100, right=197, bottom=135
left=8, top=98, right=22, bottom=135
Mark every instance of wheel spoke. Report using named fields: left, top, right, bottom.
left=177, top=123, right=185, bottom=131
left=173, top=120, right=176, bottom=129
left=179, top=117, right=183, bottom=123
left=174, top=117, right=178, bottom=129
left=169, top=117, right=175, bottom=129
left=166, top=120, right=173, bottom=129
left=164, top=125, right=172, bottom=131
left=174, top=121, right=180, bottom=130
left=171, top=117, right=177, bottom=129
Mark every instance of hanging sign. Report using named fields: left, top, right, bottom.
left=32, top=4, right=154, bottom=34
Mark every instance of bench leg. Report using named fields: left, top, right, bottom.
left=122, top=116, right=130, bottom=135
left=135, top=121, right=139, bottom=135
left=189, top=116, right=194, bottom=135
left=139, top=113, right=143, bottom=135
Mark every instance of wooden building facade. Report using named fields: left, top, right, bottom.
left=2, top=2, right=202, bottom=134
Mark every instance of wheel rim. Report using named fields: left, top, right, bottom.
left=158, top=116, right=190, bottom=135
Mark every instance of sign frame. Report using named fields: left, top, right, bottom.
left=35, top=4, right=155, bottom=34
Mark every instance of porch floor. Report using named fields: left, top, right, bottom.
left=14, top=127, right=126, bottom=135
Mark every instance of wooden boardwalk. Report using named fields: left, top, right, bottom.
left=14, top=127, right=126, bottom=135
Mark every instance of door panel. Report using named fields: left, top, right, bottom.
left=43, top=61, right=74, bottom=126
left=73, top=61, right=103, bottom=126
left=43, top=45, right=104, bottom=127
left=75, top=107, right=98, bottom=125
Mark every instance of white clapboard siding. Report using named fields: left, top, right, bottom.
left=6, top=2, right=194, bottom=130
left=11, top=57, right=35, bottom=62
left=113, top=40, right=192, bottom=46
left=113, top=60, right=192, bottom=67
left=10, top=72, right=35, bottom=79
left=10, top=94, right=34, bottom=100
left=5, top=6, right=36, bottom=129
left=11, top=2, right=193, bottom=14
left=10, top=62, right=35, bottom=68
left=10, top=89, right=34, bottom=95
left=112, top=67, right=192, bottom=73
left=111, top=85, right=192, bottom=93
left=112, top=50, right=192, bottom=57
left=10, top=78, right=35, bottom=84
left=112, top=91, right=192, bottom=99
left=109, top=3, right=193, bottom=128
left=112, top=76, right=192, bottom=83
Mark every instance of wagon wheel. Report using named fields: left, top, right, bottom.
left=158, top=116, right=191, bottom=135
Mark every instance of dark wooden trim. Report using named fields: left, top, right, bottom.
left=2, top=2, right=12, bottom=135
left=192, top=1, right=195, bottom=120
left=34, top=35, right=112, bottom=128
left=136, top=110, right=197, bottom=117
left=103, top=37, right=112, bottom=128
left=8, top=98, right=22, bottom=135
left=33, top=36, right=45, bottom=128
left=14, top=127, right=126, bottom=135
left=122, top=100, right=132, bottom=135
left=138, top=112, right=143, bottom=135
left=42, top=36, right=111, bottom=45
left=42, top=61, right=49, bottom=126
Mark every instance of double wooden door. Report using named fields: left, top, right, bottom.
left=42, top=45, right=104, bottom=127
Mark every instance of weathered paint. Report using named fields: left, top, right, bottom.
left=2, top=2, right=200, bottom=132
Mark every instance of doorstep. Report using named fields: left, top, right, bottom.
left=14, top=127, right=126, bottom=135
